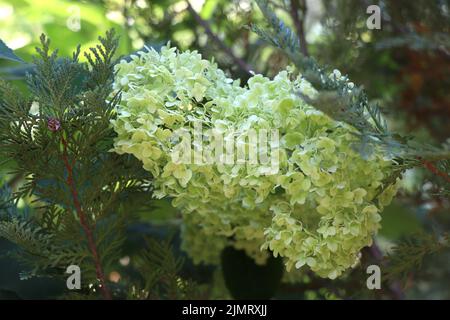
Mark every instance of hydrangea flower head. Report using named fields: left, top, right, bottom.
left=111, top=45, right=399, bottom=279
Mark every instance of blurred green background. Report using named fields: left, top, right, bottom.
left=0, top=0, right=449, bottom=299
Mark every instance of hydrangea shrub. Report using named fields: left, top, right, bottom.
left=111, top=45, right=399, bottom=279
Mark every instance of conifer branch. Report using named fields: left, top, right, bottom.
left=0, top=31, right=128, bottom=299
left=385, top=232, right=449, bottom=282
left=420, top=158, right=450, bottom=183
left=59, top=130, right=112, bottom=300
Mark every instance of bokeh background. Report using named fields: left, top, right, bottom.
left=0, top=0, right=449, bottom=299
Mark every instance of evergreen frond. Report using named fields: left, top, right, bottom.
left=0, top=30, right=152, bottom=299
left=132, top=236, right=204, bottom=299
left=385, top=232, right=450, bottom=283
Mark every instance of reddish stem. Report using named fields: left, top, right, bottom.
left=420, top=158, right=450, bottom=183
left=60, top=133, right=112, bottom=300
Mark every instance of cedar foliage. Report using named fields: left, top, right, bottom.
left=0, top=30, right=193, bottom=299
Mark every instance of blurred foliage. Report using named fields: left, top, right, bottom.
left=0, top=0, right=449, bottom=300
left=316, top=0, right=450, bottom=140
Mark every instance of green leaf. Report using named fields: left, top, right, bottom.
left=0, top=40, right=24, bottom=63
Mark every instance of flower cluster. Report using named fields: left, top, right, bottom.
left=111, top=45, right=399, bottom=279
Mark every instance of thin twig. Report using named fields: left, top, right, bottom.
left=290, top=0, right=309, bottom=57
left=186, top=1, right=254, bottom=75
left=60, top=132, right=112, bottom=300
left=420, top=158, right=450, bottom=183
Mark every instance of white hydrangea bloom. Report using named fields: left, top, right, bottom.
left=111, top=45, right=399, bottom=279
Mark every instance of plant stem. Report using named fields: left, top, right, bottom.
left=60, top=133, right=112, bottom=300
left=186, top=1, right=254, bottom=75
left=421, top=158, right=450, bottom=183
left=290, top=0, right=309, bottom=57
